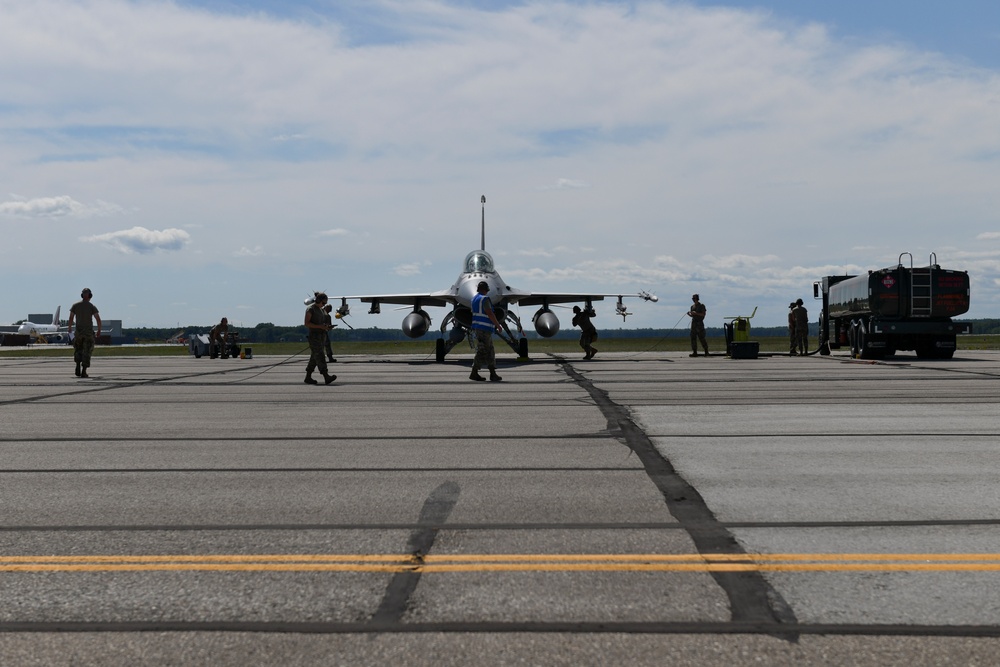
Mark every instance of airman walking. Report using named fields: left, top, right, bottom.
left=67, top=288, right=101, bottom=378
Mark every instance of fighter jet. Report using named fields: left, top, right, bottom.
left=328, top=197, right=658, bottom=362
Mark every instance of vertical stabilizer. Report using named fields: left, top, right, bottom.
left=53, top=306, right=61, bottom=327
left=480, top=195, right=486, bottom=251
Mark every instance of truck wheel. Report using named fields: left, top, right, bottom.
left=854, top=325, right=877, bottom=360
left=849, top=324, right=861, bottom=358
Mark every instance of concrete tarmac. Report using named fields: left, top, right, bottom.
left=1, top=349, right=999, bottom=665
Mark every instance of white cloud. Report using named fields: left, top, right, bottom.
left=539, top=178, right=590, bottom=191
left=702, top=254, right=782, bottom=270
left=518, top=248, right=555, bottom=258
left=81, top=226, right=190, bottom=254
left=0, top=195, right=123, bottom=218
left=319, top=228, right=350, bottom=237
left=234, top=245, right=264, bottom=257
left=393, top=262, right=426, bottom=276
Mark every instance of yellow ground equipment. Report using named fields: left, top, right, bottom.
left=724, top=307, right=758, bottom=358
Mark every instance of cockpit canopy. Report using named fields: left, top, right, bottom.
left=464, top=250, right=495, bottom=274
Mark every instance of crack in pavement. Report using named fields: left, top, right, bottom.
left=557, top=360, right=799, bottom=638
left=370, top=481, right=461, bottom=626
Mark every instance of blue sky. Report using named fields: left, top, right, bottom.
left=2, top=0, right=1000, bottom=332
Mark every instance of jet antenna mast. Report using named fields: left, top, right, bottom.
left=481, top=195, right=486, bottom=251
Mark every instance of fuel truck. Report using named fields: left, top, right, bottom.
left=814, top=253, right=971, bottom=359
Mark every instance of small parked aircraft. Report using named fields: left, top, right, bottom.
left=325, top=197, right=658, bottom=362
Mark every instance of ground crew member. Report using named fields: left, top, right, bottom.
left=209, top=317, right=229, bottom=358
left=572, top=305, right=598, bottom=360
left=470, top=281, right=503, bottom=382
left=788, top=302, right=797, bottom=355
left=67, top=287, right=101, bottom=378
left=323, top=304, right=337, bottom=363
left=304, top=292, right=336, bottom=385
left=793, top=298, right=809, bottom=355
left=687, top=294, right=709, bottom=357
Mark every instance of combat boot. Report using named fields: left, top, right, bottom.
left=75, top=361, right=82, bottom=377
left=469, top=370, right=486, bottom=381
left=304, top=373, right=319, bottom=385
left=323, top=373, right=337, bottom=385
left=489, top=368, right=502, bottom=382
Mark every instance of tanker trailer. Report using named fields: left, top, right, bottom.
left=813, top=253, right=971, bottom=359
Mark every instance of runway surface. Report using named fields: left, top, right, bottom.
left=1, top=349, right=999, bottom=665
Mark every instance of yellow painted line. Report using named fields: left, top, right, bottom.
left=2, top=554, right=1000, bottom=573
left=0, top=554, right=412, bottom=563
left=419, top=553, right=1000, bottom=563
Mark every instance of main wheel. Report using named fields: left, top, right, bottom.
left=855, top=326, right=873, bottom=359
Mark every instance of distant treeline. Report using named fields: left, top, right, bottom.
left=126, top=319, right=998, bottom=344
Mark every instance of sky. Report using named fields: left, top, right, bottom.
left=2, top=0, right=1000, bottom=333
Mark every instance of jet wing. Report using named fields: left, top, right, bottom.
left=507, top=291, right=658, bottom=317
left=507, top=293, right=608, bottom=307
left=338, top=293, right=456, bottom=309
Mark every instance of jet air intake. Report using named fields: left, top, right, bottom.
left=532, top=307, right=559, bottom=337
left=454, top=306, right=472, bottom=329
left=402, top=310, right=431, bottom=338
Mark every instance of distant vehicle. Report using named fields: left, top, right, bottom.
left=16, top=306, right=64, bottom=337
left=814, top=253, right=971, bottom=359
left=189, top=331, right=241, bottom=359
left=330, top=196, right=658, bottom=362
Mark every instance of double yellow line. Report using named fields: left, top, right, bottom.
left=2, top=553, right=1000, bottom=573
